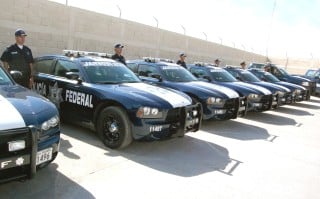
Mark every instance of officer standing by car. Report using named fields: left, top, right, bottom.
left=111, top=43, right=126, bottom=66
left=1, top=29, right=34, bottom=88
left=176, top=53, right=187, bottom=68
left=240, top=61, right=246, bottom=69
left=213, top=58, right=221, bottom=67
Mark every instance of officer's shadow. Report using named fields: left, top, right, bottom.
left=59, top=138, right=81, bottom=160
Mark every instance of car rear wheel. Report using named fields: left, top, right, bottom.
left=97, top=106, right=132, bottom=149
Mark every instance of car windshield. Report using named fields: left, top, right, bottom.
left=209, top=69, right=237, bottom=82
left=160, top=65, right=198, bottom=82
left=0, top=67, right=13, bottom=85
left=240, top=71, right=261, bottom=82
left=264, top=73, right=280, bottom=82
left=278, top=68, right=290, bottom=76
left=83, top=62, right=141, bottom=84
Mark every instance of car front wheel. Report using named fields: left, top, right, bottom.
left=97, top=106, right=132, bottom=149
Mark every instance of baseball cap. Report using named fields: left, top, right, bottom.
left=114, top=43, right=124, bottom=48
left=240, top=61, right=246, bottom=65
left=15, top=29, right=27, bottom=37
left=215, top=58, right=221, bottom=62
left=180, top=53, right=187, bottom=57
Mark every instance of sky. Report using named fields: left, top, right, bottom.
left=50, top=0, right=320, bottom=60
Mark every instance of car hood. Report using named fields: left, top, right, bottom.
left=164, top=81, right=239, bottom=99
left=275, top=81, right=306, bottom=91
left=290, top=75, right=313, bottom=83
left=93, top=82, right=192, bottom=109
left=232, top=82, right=272, bottom=95
left=0, top=85, right=58, bottom=130
left=250, top=81, right=290, bottom=93
left=217, top=82, right=263, bottom=96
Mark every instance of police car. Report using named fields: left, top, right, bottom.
left=187, top=63, right=273, bottom=112
left=0, top=66, right=60, bottom=183
left=127, top=58, right=244, bottom=120
left=32, top=50, right=201, bottom=149
left=224, top=67, right=292, bottom=108
left=249, top=69, right=308, bottom=102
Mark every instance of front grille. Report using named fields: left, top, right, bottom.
left=260, top=95, right=272, bottom=103
left=224, top=98, right=238, bottom=109
left=0, top=128, right=31, bottom=159
left=166, top=108, right=180, bottom=123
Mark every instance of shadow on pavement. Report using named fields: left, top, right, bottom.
left=276, top=106, right=313, bottom=116
left=61, top=123, right=231, bottom=177
left=201, top=120, right=270, bottom=141
left=291, top=102, right=320, bottom=110
left=0, top=163, right=95, bottom=199
left=244, top=111, right=297, bottom=126
left=59, top=138, right=81, bottom=160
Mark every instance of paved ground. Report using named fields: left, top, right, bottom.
left=1, top=97, right=320, bottom=199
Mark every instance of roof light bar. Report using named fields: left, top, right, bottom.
left=63, top=50, right=112, bottom=58
left=142, top=57, right=174, bottom=63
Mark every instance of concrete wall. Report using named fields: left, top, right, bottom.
left=0, top=0, right=308, bottom=74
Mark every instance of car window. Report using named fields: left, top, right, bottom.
left=138, top=64, right=159, bottom=77
left=190, top=68, right=206, bottom=77
left=305, top=70, right=316, bottom=77
left=34, top=59, right=55, bottom=74
left=0, top=67, right=12, bottom=85
left=160, top=65, right=198, bottom=82
left=240, top=71, right=261, bottom=82
left=127, top=63, right=138, bottom=74
left=54, top=60, right=79, bottom=77
left=83, top=62, right=140, bottom=84
left=209, top=70, right=237, bottom=82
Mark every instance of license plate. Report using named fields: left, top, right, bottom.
left=36, top=148, right=52, bottom=165
left=238, top=106, right=246, bottom=112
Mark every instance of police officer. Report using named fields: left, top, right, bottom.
left=176, top=53, right=187, bottom=68
left=111, top=43, right=126, bottom=66
left=214, top=58, right=221, bottom=67
left=1, top=29, right=34, bottom=88
left=240, top=61, right=246, bottom=69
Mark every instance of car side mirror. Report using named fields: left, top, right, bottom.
left=192, top=73, right=199, bottom=78
left=151, top=74, right=162, bottom=82
left=10, top=70, right=23, bottom=82
left=203, top=75, right=211, bottom=81
left=65, top=72, right=79, bottom=80
left=235, top=76, right=241, bottom=80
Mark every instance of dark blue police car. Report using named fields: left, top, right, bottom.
left=32, top=51, right=201, bottom=149
left=0, top=66, right=60, bottom=183
left=127, top=58, right=245, bottom=120
left=249, top=63, right=316, bottom=99
left=187, top=63, right=274, bottom=112
left=224, top=67, right=292, bottom=107
left=249, top=68, right=308, bottom=102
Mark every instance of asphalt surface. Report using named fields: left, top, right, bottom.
left=1, top=97, right=320, bottom=199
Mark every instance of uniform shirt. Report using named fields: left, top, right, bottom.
left=176, top=60, right=187, bottom=68
left=111, top=54, right=126, bottom=66
left=1, top=44, right=34, bottom=77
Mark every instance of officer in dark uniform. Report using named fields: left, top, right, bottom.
left=1, top=29, right=34, bottom=88
left=213, top=58, right=221, bottom=67
left=240, top=61, right=246, bottom=69
left=111, top=43, right=126, bottom=66
left=176, top=53, right=187, bottom=68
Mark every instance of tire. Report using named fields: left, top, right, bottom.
left=96, top=106, right=132, bottom=149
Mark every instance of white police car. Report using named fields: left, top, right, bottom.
left=0, top=66, right=60, bottom=183
left=32, top=50, right=201, bottom=149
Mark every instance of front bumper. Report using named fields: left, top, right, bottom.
left=0, top=126, right=60, bottom=184
left=202, top=98, right=246, bottom=120
left=131, top=103, right=202, bottom=140
left=247, top=94, right=272, bottom=112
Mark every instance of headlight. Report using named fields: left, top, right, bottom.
left=301, top=81, right=309, bottom=86
left=41, top=115, right=60, bottom=131
left=136, top=107, right=163, bottom=118
left=248, top=93, right=260, bottom=99
left=8, top=140, right=26, bottom=152
left=276, top=91, right=284, bottom=97
left=206, top=97, right=224, bottom=105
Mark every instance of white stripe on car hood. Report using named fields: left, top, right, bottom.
left=193, top=81, right=239, bottom=98
left=0, top=95, right=26, bottom=130
left=236, top=82, right=272, bottom=95
left=123, top=83, right=191, bottom=108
